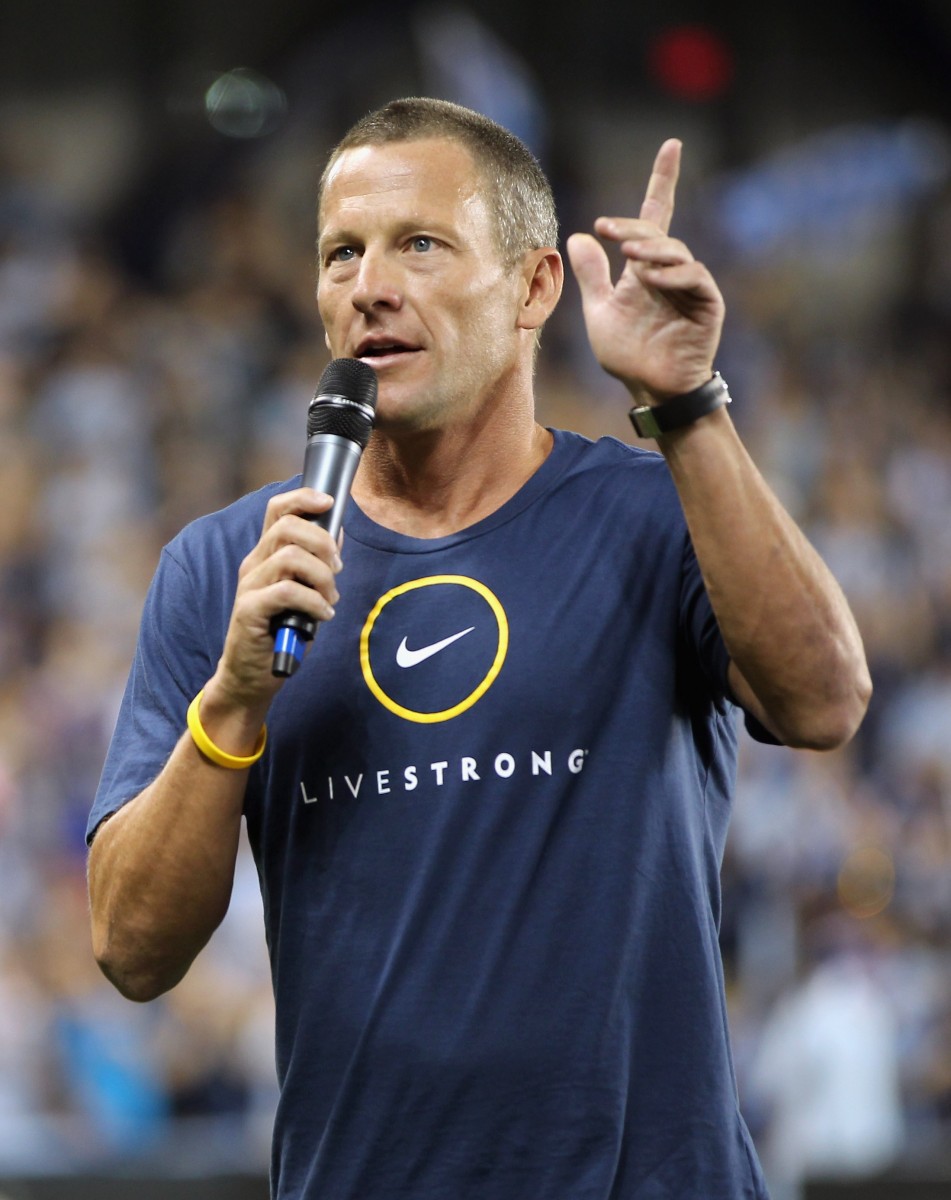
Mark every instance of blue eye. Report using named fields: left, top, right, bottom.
left=329, top=246, right=355, bottom=263
left=412, top=236, right=434, bottom=252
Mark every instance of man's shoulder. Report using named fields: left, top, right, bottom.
left=552, top=426, right=666, bottom=471
left=165, top=476, right=300, bottom=565
left=549, top=428, right=678, bottom=506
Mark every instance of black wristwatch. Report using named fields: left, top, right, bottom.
left=628, top=372, right=732, bottom=439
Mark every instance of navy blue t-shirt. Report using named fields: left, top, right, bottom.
left=90, top=429, right=771, bottom=1199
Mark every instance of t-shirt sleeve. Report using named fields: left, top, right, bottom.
left=678, top=532, right=782, bottom=746
left=86, top=543, right=218, bottom=843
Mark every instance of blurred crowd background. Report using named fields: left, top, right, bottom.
left=1, top=0, right=950, bottom=1196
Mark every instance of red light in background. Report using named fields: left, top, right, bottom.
left=648, top=24, right=735, bottom=102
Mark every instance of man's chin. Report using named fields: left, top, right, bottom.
left=369, top=392, right=452, bottom=441
left=370, top=379, right=438, bottom=429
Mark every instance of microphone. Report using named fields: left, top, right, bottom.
left=271, top=357, right=378, bottom=678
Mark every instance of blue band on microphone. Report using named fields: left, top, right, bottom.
left=274, top=626, right=307, bottom=666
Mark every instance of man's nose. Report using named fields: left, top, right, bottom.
left=351, top=249, right=402, bottom=314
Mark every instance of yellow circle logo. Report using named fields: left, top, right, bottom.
left=359, top=575, right=508, bottom=723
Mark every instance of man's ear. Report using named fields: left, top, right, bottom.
left=516, top=248, right=564, bottom=332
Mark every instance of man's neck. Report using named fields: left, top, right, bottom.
left=352, top=410, right=553, bottom=540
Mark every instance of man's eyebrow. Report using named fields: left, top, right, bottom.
left=318, top=221, right=360, bottom=245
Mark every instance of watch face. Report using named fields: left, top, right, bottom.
left=629, top=406, right=663, bottom=440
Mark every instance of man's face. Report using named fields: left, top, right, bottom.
left=317, top=137, right=527, bottom=433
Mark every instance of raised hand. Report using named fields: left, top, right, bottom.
left=566, top=139, right=725, bottom=403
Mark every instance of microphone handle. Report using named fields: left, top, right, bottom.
left=270, top=434, right=363, bottom=678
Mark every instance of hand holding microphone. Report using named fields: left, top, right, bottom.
left=270, top=358, right=378, bottom=677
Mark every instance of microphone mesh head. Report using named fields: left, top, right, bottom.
left=307, top=401, right=375, bottom=446
left=307, top=358, right=378, bottom=447
left=317, top=358, right=378, bottom=410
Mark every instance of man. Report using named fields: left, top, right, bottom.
left=88, top=98, right=871, bottom=1198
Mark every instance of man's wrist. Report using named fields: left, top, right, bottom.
left=628, top=373, right=732, bottom=440
left=188, top=690, right=267, bottom=769
left=197, top=675, right=273, bottom=757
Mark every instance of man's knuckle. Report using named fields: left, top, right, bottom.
left=274, top=578, right=301, bottom=607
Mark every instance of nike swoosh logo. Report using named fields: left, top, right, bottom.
left=396, top=626, right=475, bottom=668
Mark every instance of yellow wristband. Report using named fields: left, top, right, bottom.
left=186, top=689, right=267, bottom=769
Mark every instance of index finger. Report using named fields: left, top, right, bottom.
left=640, top=138, right=682, bottom=234
left=262, top=487, right=333, bottom=533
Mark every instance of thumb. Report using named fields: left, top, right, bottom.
left=565, top=233, right=612, bottom=307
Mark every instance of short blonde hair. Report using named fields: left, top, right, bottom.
left=318, top=97, right=558, bottom=265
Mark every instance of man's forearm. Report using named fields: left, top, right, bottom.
left=88, top=729, right=250, bottom=1002
left=659, top=407, right=871, bottom=748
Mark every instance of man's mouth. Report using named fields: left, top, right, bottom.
left=355, top=338, right=420, bottom=363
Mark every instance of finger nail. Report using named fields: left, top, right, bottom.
left=333, top=552, right=343, bottom=572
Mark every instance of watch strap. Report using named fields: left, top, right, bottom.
left=629, top=372, right=731, bottom=439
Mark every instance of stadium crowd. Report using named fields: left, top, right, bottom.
left=0, top=90, right=949, bottom=1199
